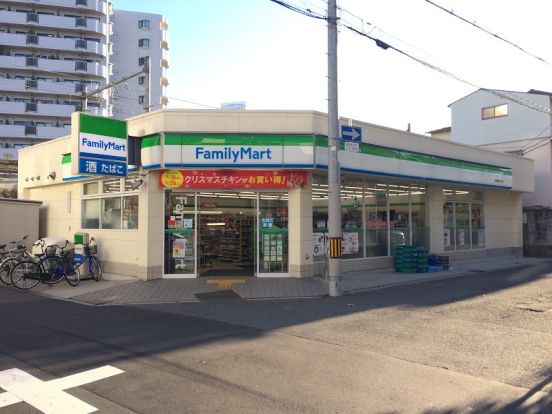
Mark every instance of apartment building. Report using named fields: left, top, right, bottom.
left=0, top=0, right=111, bottom=156
left=110, top=10, right=168, bottom=119
left=0, top=0, right=168, bottom=161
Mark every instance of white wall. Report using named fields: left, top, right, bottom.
left=451, top=90, right=551, bottom=145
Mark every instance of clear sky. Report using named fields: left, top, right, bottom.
left=113, top=0, right=552, bottom=135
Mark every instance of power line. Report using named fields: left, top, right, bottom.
left=268, top=0, right=326, bottom=19
left=268, top=0, right=552, bottom=118
left=424, top=0, right=550, bottom=66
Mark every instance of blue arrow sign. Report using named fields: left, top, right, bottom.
left=341, top=125, right=362, bottom=142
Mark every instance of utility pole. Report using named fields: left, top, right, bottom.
left=80, top=67, right=147, bottom=113
left=327, top=0, right=342, bottom=296
left=144, top=56, right=151, bottom=113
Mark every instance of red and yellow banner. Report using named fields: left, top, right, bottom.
left=160, top=170, right=307, bottom=189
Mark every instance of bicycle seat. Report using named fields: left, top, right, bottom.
left=0, top=244, right=6, bottom=250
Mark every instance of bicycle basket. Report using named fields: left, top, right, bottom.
left=85, top=244, right=97, bottom=255
left=44, top=245, right=58, bottom=255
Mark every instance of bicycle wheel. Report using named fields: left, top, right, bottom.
left=65, top=263, right=80, bottom=287
left=0, top=257, right=20, bottom=286
left=89, top=256, right=102, bottom=281
left=11, top=260, right=40, bottom=290
left=41, top=256, right=65, bottom=285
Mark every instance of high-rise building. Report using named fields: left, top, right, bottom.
left=0, top=0, right=168, bottom=161
left=110, top=10, right=168, bottom=119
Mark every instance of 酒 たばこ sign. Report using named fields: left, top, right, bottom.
left=71, top=112, right=128, bottom=177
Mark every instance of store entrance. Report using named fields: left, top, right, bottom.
left=198, top=192, right=256, bottom=277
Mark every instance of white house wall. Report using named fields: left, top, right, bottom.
left=450, top=90, right=551, bottom=145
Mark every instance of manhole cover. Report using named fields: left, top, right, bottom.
left=195, top=290, right=241, bottom=301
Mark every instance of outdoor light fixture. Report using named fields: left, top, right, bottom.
left=130, top=178, right=144, bottom=190
left=47, top=171, right=56, bottom=180
left=206, top=222, right=226, bottom=226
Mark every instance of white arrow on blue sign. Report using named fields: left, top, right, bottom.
left=341, top=125, right=362, bottom=142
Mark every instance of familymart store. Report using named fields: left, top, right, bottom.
left=17, top=109, right=533, bottom=280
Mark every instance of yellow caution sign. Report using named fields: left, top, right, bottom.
left=329, top=237, right=342, bottom=258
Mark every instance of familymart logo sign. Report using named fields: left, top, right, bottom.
left=195, top=146, right=272, bottom=163
left=71, top=112, right=128, bottom=177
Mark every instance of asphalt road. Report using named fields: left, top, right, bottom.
left=1, top=262, right=551, bottom=413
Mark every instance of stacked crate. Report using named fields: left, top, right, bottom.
left=427, top=255, right=450, bottom=272
left=395, top=245, right=428, bottom=273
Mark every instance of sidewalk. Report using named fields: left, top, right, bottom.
left=11, top=255, right=552, bottom=306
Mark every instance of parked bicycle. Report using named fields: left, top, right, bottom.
left=0, top=235, right=31, bottom=286
left=9, top=240, right=69, bottom=290
left=59, top=237, right=102, bottom=287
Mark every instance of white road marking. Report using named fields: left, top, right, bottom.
left=0, top=365, right=124, bottom=413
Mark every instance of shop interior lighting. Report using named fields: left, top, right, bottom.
left=206, top=222, right=226, bottom=226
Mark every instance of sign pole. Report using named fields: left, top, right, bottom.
left=327, top=0, right=342, bottom=296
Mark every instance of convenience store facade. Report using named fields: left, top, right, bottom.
left=18, top=110, right=533, bottom=280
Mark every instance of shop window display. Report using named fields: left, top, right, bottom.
left=312, top=175, right=427, bottom=260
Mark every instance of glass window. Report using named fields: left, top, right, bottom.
left=138, top=38, right=150, bottom=47
left=102, top=178, right=121, bottom=193
left=164, top=192, right=195, bottom=274
left=471, top=204, right=485, bottom=248
left=443, top=189, right=485, bottom=251
left=83, top=182, right=99, bottom=195
left=312, top=175, right=328, bottom=262
left=410, top=185, right=428, bottom=249
left=455, top=203, right=470, bottom=250
left=259, top=193, right=288, bottom=273
left=122, top=195, right=139, bottom=229
left=138, top=19, right=150, bottom=29
left=389, top=185, right=409, bottom=255
left=365, top=183, right=389, bottom=257
left=82, top=199, right=99, bottom=229
left=102, top=197, right=121, bottom=229
left=482, top=104, right=508, bottom=120
left=341, top=177, right=363, bottom=259
left=443, top=202, right=455, bottom=252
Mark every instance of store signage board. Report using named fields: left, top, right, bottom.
left=159, top=170, right=307, bottom=189
left=71, top=112, right=128, bottom=177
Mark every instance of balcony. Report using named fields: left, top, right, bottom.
left=0, top=11, right=107, bottom=35
left=0, top=78, right=94, bottom=96
left=0, top=56, right=107, bottom=78
left=0, top=33, right=106, bottom=56
left=0, top=101, right=80, bottom=117
left=2, top=0, right=108, bottom=15
left=0, top=125, right=71, bottom=140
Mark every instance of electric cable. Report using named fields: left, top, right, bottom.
left=268, top=0, right=552, bottom=117
left=424, top=0, right=551, bottom=66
